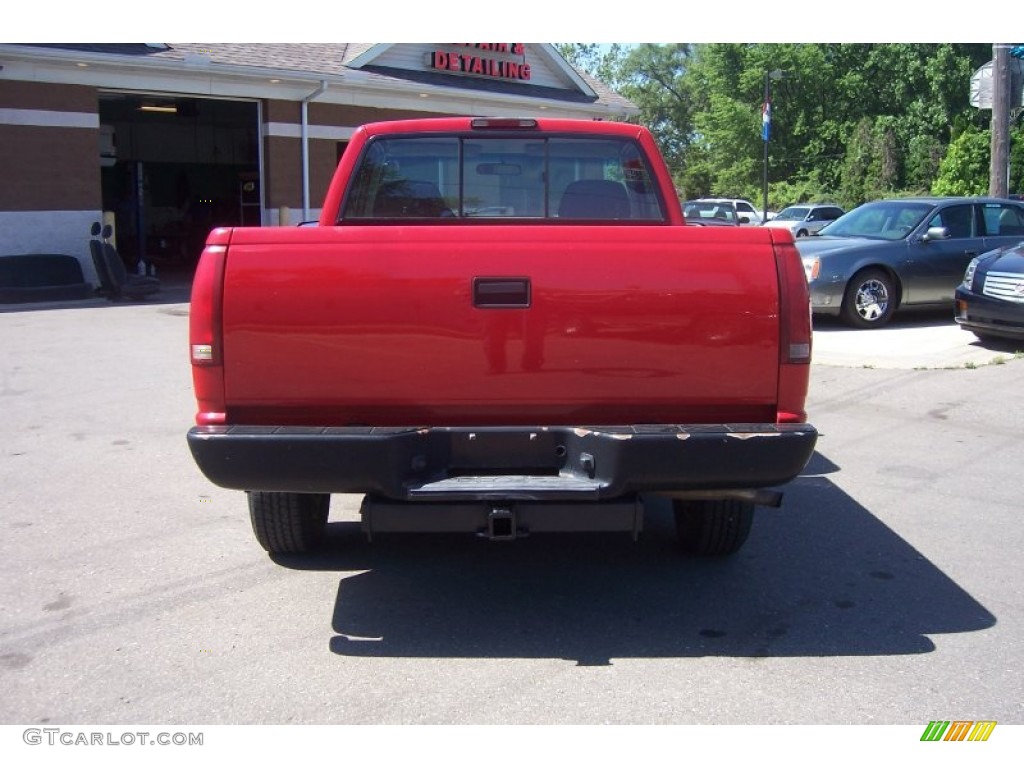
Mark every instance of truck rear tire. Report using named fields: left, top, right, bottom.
left=248, top=491, right=330, bottom=554
left=673, top=499, right=754, bottom=556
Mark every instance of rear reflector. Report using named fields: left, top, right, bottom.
left=789, top=343, right=811, bottom=361
left=191, top=344, right=214, bottom=363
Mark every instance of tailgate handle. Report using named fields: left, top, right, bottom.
left=473, top=277, right=531, bottom=308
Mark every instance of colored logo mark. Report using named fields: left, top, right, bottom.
left=921, top=721, right=997, bottom=742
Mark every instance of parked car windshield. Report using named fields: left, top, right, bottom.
left=774, top=206, right=811, bottom=221
left=817, top=200, right=933, bottom=241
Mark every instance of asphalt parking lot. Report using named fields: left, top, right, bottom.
left=812, top=309, right=1023, bottom=369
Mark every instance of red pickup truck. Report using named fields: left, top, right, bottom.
left=187, top=117, right=816, bottom=558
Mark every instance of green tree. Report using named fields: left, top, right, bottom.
left=606, top=44, right=695, bottom=179
left=554, top=43, right=624, bottom=86
left=1010, top=123, right=1024, bottom=193
left=559, top=42, right=995, bottom=207
left=932, top=125, right=992, bottom=196
left=839, top=118, right=875, bottom=206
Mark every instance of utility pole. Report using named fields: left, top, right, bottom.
left=762, top=69, right=783, bottom=219
left=762, top=72, right=770, bottom=219
left=990, top=43, right=1010, bottom=198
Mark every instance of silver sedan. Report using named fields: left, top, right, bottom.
left=797, top=197, right=1024, bottom=328
left=763, top=204, right=844, bottom=237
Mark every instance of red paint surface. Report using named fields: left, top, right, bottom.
left=216, top=226, right=781, bottom=426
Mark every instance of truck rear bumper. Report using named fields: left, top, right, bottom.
left=187, top=423, right=818, bottom=501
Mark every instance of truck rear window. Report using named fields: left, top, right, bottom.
left=339, top=135, right=665, bottom=222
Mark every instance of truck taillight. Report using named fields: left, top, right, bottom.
left=776, top=241, right=812, bottom=365
left=190, top=242, right=227, bottom=425
left=190, top=245, right=226, bottom=365
left=774, top=240, right=813, bottom=424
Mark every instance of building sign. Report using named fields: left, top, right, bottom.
left=428, top=44, right=531, bottom=82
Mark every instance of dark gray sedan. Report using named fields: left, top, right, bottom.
left=797, top=197, right=1024, bottom=327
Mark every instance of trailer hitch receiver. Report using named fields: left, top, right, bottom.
left=483, top=506, right=518, bottom=540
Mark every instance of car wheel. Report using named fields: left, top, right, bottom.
left=796, top=228, right=808, bottom=237
left=673, top=499, right=754, bottom=556
left=248, top=491, right=330, bottom=554
left=841, top=269, right=896, bottom=328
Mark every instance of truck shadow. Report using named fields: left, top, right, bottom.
left=273, top=451, right=994, bottom=665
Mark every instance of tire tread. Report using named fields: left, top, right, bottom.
left=673, top=499, right=754, bottom=556
left=248, top=491, right=330, bottom=554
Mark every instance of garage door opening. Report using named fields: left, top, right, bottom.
left=98, top=93, right=260, bottom=275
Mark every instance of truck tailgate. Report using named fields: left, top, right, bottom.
left=219, top=225, right=781, bottom=426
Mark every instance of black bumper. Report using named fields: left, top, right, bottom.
left=187, top=423, right=818, bottom=501
left=955, top=288, right=1024, bottom=340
